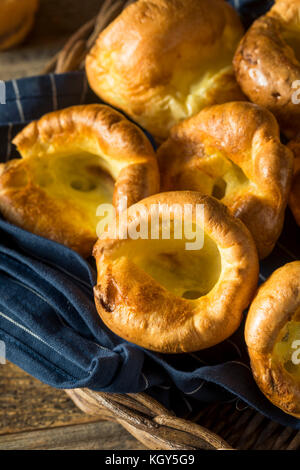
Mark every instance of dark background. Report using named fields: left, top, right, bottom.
left=0, top=0, right=104, bottom=80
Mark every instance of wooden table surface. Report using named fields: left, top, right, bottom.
left=0, top=0, right=104, bottom=80
left=0, top=0, right=146, bottom=451
left=0, top=362, right=145, bottom=450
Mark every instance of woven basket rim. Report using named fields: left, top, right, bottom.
left=65, top=388, right=300, bottom=450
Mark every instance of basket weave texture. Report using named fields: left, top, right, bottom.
left=43, top=0, right=134, bottom=74
left=66, top=389, right=300, bottom=450
left=44, top=0, right=300, bottom=450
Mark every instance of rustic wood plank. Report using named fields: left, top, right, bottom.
left=35, top=0, right=103, bottom=34
left=0, top=0, right=103, bottom=80
left=0, top=362, right=101, bottom=434
left=0, top=37, right=66, bottom=81
left=0, top=421, right=146, bottom=450
left=0, top=362, right=146, bottom=449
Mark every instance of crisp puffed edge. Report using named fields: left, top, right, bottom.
left=85, top=0, right=244, bottom=141
left=271, top=0, right=300, bottom=26
left=288, top=139, right=300, bottom=226
left=93, top=191, right=259, bottom=353
left=233, top=2, right=300, bottom=138
left=158, top=102, right=294, bottom=259
left=12, top=104, right=159, bottom=209
left=0, top=105, right=159, bottom=257
left=245, top=261, right=300, bottom=418
left=0, top=0, right=39, bottom=51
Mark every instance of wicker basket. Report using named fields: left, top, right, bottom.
left=43, top=0, right=134, bottom=74
left=43, top=0, right=300, bottom=450
left=64, top=389, right=300, bottom=450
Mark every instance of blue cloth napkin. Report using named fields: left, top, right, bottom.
left=228, top=0, right=274, bottom=27
left=0, top=0, right=300, bottom=429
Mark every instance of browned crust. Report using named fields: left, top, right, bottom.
left=157, top=101, right=293, bottom=259
left=86, top=0, right=244, bottom=141
left=245, top=261, right=300, bottom=418
left=248, top=349, right=300, bottom=418
left=0, top=105, right=159, bottom=257
left=233, top=0, right=300, bottom=138
left=13, top=104, right=159, bottom=211
left=287, top=138, right=300, bottom=226
left=13, top=104, right=155, bottom=164
left=0, top=161, right=96, bottom=257
left=93, top=191, right=259, bottom=353
left=0, top=0, right=39, bottom=51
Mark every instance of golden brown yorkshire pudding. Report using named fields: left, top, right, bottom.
left=85, top=0, right=245, bottom=142
left=0, top=105, right=159, bottom=257
left=234, top=0, right=300, bottom=138
left=0, top=0, right=39, bottom=51
left=157, top=102, right=294, bottom=259
left=245, top=262, right=300, bottom=418
left=287, top=138, right=300, bottom=226
left=93, top=191, right=259, bottom=353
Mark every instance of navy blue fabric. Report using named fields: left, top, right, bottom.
left=0, top=0, right=299, bottom=429
left=227, top=0, right=274, bottom=27
left=0, top=72, right=97, bottom=125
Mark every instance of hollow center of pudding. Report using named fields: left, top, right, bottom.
left=272, top=308, right=300, bottom=381
left=176, top=145, right=249, bottom=201
left=29, top=152, right=115, bottom=234
left=113, top=226, right=221, bottom=299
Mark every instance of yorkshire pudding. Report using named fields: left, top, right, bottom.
left=245, top=261, right=300, bottom=418
left=0, top=104, right=159, bottom=257
left=86, top=0, right=244, bottom=142
left=234, top=0, right=300, bottom=138
left=0, top=0, right=39, bottom=51
left=93, top=191, right=259, bottom=353
left=157, top=102, right=294, bottom=259
left=287, top=138, right=300, bottom=226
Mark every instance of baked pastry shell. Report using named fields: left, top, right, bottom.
left=157, top=101, right=294, bottom=259
left=93, top=191, right=259, bottom=353
left=245, top=261, right=300, bottom=418
left=234, top=0, right=300, bottom=138
left=0, top=104, right=159, bottom=257
left=86, top=0, right=244, bottom=142
left=0, top=0, right=39, bottom=51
